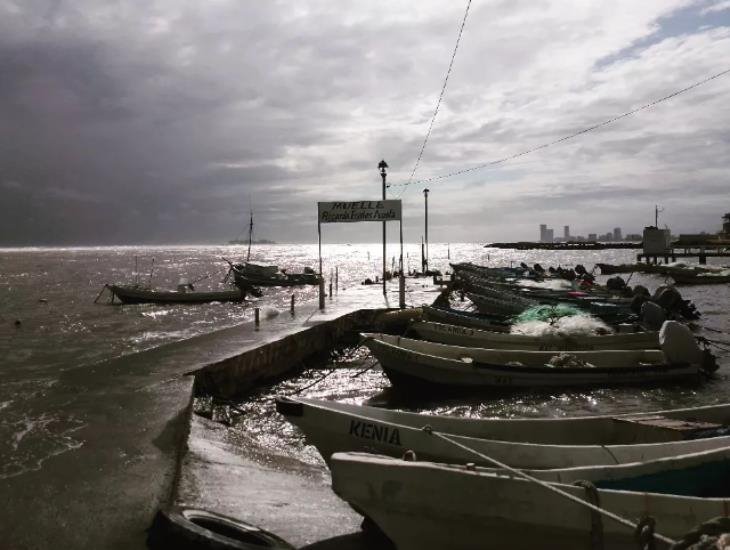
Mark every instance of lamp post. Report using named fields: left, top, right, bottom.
left=378, top=159, right=388, bottom=296
left=423, top=188, right=430, bottom=273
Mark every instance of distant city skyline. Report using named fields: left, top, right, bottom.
left=538, top=223, right=642, bottom=242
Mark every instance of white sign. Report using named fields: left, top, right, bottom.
left=318, top=200, right=402, bottom=224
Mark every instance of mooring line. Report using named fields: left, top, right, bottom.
left=429, top=430, right=677, bottom=546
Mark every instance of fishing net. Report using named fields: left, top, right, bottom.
left=511, top=304, right=583, bottom=324
left=510, top=304, right=613, bottom=336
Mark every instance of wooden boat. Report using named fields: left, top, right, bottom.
left=409, top=321, right=659, bottom=350
left=671, top=271, right=730, bottom=285
left=467, top=292, right=536, bottom=316
left=595, top=262, right=640, bottom=274
left=361, top=324, right=708, bottom=390
left=108, top=284, right=244, bottom=304
left=232, top=266, right=319, bottom=287
left=422, top=306, right=510, bottom=332
left=276, top=396, right=730, bottom=468
left=330, top=450, right=730, bottom=550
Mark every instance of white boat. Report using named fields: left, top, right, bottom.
left=422, top=306, right=511, bottom=332
left=468, top=291, right=536, bottom=315
left=361, top=322, right=708, bottom=390
left=331, top=450, right=730, bottom=550
left=276, top=396, right=730, bottom=469
left=409, top=321, right=659, bottom=350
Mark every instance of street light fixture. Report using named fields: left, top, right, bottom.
left=378, top=160, right=388, bottom=295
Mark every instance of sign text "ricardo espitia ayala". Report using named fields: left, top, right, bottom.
left=317, top=200, right=402, bottom=224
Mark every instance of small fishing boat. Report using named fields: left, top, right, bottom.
left=108, top=284, right=245, bottom=304
left=276, top=396, right=730, bottom=469
left=595, top=262, right=640, bottom=274
left=330, top=450, right=730, bottom=550
left=422, top=306, right=511, bottom=332
left=230, top=264, right=319, bottom=287
left=467, top=291, right=536, bottom=316
left=671, top=271, right=730, bottom=285
left=361, top=321, right=711, bottom=390
left=409, top=321, right=659, bottom=350
left=226, top=209, right=319, bottom=288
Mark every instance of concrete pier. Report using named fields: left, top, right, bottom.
left=1, top=280, right=438, bottom=549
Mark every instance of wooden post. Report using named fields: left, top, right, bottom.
left=399, top=218, right=405, bottom=309
left=290, top=293, right=295, bottom=314
left=335, top=266, right=339, bottom=292
left=319, top=277, right=325, bottom=310
left=254, top=307, right=260, bottom=329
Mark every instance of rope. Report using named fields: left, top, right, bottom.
left=574, top=480, right=605, bottom=550
left=428, top=429, right=676, bottom=546
left=405, top=0, right=472, bottom=188
left=393, top=67, right=730, bottom=191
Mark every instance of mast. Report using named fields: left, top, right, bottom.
left=246, top=208, right=253, bottom=262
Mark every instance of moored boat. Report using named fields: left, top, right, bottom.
left=361, top=321, right=711, bottom=390
left=409, top=320, right=659, bottom=350
left=108, top=284, right=244, bottom=304
left=330, top=450, right=730, bottom=550
left=671, top=271, right=730, bottom=285
left=422, top=306, right=511, bottom=332
left=276, top=396, right=730, bottom=468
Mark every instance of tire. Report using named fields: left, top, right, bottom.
left=148, top=506, right=295, bottom=550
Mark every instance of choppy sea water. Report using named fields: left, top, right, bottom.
left=1, top=243, right=729, bottom=477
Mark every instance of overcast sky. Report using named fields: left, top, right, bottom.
left=1, top=0, right=729, bottom=245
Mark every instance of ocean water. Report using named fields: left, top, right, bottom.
left=1, top=243, right=729, bottom=476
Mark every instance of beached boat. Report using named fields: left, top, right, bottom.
left=108, top=284, right=244, bottom=304
left=276, top=396, right=730, bottom=468
left=409, top=321, right=659, bottom=350
left=361, top=322, right=709, bottom=390
left=330, top=450, right=730, bottom=550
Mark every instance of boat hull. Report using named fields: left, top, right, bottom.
left=109, top=285, right=244, bottom=304
left=362, top=334, right=699, bottom=390
left=331, top=452, right=730, bottom=550
left=410, top=320, right=659, bottom=350
left=276, top=396, right=730, bottom=469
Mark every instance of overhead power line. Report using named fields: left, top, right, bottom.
left=392, top=66, right=730, bottom=191
left=404, top=0, right=472, bottom=186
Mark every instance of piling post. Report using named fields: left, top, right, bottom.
left=254, top=307, right=260, bottom=329
left=399, top=272, right=406, bottom=309
left=290, top=293, right=295, bottom=314
left=319, top=277, right=326, bottom=310
left=335, top=266, right=339, bottom=292
left=329, top=281, right=333, bottom=298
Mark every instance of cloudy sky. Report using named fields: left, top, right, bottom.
left=1, top=0, right=729, bottom=245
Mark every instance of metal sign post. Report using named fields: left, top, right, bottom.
left=317, top=199, right=405, bottom=309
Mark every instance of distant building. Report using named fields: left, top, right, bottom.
left=539, top=224, right=554, bottom=243
left=613, top=227, right=622, bottom=241
left=643, top=226, right=672, bottom=255
left=625, top=233, right=642, bottom=241
left=723, top=213, right=730, bottom=235
left=564, top=226, right=570, bottom=239
left=588, top=233, right=597, bottom=241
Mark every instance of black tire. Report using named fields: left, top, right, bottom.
left=148, top=506, right=295, bottom=550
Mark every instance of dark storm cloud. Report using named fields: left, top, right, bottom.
left=0, top=0, right=728, bottom=245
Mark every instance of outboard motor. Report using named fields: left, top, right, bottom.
left=533, top=263, right=544, bottom=273
left=520, top=262, right=529, bottom=270
left=660, top=320, right=716, bottom=373
left=633, top=285, right=650, bottom=298
left=606, top=276, right=627, bottom=291
left=574, top=264, right=587, bottom=275
left=640, top=301, right=666, bottom=330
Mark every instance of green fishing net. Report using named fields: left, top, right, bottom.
left=511, top=304, right=583, bottom=323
